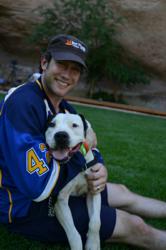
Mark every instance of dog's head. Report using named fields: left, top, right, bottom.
left=45, top=113, right=96, bottom=163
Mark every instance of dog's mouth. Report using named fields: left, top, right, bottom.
left=49, top=142, right=82, bottom=164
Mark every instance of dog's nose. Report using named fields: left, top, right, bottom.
left=55, top=131, right=68, bottom=140
left=54, top=131, right=69, bottom=149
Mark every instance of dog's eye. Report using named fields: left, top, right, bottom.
left=48, top=122, right=55, bottom=128
left=72, top=123, right=78, bottom=128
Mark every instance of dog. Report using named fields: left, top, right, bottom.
left=45, top=113, right=101, bottom=250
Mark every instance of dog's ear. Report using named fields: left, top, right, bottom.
left=86, top=126, right=97, bottom=148
left=79, top=114, right=97, bottom=147
left=79, top=114, right=88, bottom=137
left=46, top=114, right=56, bottom=129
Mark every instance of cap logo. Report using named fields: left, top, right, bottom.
left=65, top=40, right=86, bottom=52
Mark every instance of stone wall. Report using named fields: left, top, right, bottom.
left=0, top=0, right=166, bottom=78
left=110, top=0, right=166, bottom=79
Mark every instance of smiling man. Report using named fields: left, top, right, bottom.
left=0, top=34, right=166, bottom=249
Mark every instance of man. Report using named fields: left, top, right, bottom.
left=0, top=34, right=166, bottom=249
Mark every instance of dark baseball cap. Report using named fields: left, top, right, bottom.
left=46, top=34, right=88, bottom=69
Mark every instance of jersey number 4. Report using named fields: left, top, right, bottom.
left=26, top=148, right=49, bottom=176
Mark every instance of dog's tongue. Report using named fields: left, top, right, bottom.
left=50, top=143, right=82, bottom=162
left=51, top=149, right=70, bottom=161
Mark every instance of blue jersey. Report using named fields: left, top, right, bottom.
left=0, top=79, right=104, bottom=224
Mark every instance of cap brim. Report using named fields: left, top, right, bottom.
left=51, top=51, right=87, bottom=70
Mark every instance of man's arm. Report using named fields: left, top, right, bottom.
left=0, top=90, right=62, bottom=201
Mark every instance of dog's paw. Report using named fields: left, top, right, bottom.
left=85, top=234, right=100, bottom=250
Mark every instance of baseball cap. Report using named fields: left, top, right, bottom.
left=46, top=34, right=88, bottom=70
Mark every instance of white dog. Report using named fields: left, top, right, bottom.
left=45, top=113, right=101, bottom=250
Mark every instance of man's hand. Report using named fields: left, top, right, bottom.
left=85, top=163, right=108, bottom=194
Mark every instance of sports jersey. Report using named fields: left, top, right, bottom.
left=0, top=79, right=93, bottom=223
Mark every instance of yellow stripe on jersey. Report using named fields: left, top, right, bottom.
left=0, top=101, right=5, bottom=116
left=36, top=79, right=42, bottom=89
left=7, top=189, right=13, bottom=223
left=0, top=170, right=13, bottom=223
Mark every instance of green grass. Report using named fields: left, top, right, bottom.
left=76, top=105, right=166, bottom=197
left=0, top=95, right=166, bottom=249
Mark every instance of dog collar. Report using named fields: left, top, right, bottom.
left=84, top=157, right=99, bottom=170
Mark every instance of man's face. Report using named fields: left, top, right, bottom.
left=41, top=58, right=82, bottom=98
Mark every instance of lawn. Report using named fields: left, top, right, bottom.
left=0, top=96, right=165, bottom=249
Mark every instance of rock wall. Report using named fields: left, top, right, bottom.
left=0, top=0, right=166, bottom=78
left=0, top=0, right=48, bottom=61
left=0, top=0, right=166, bottom=111
left=110, top=0, right=166, bottom=79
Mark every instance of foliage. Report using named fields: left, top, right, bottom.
left=30, top=0, right=150, bottom=96
left=88, top=43, right=150, bottom=85
left=91, top=90, right=127, bottom=104
left=30, top=0, right=115, bottom=47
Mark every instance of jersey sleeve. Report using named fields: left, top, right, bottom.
left=92, top=148, right=105, bottom=164
left=0, top=91, right=61, bottom=202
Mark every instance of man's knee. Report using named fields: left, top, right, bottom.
left=129, top=214, right=152, bottom=237
left=108, top=183, right=130, bottom=194
left=107, top=183, right=134, bottom=208
left=127, top=214, right=156, bottom=248
left=116, top=184, right=130, bottom=195
left=110, top=210, right=153, bottom=244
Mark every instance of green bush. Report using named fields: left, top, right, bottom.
left=30, top=0, right=150, bottom=97
left=91, top=91, right=127, bottom=104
